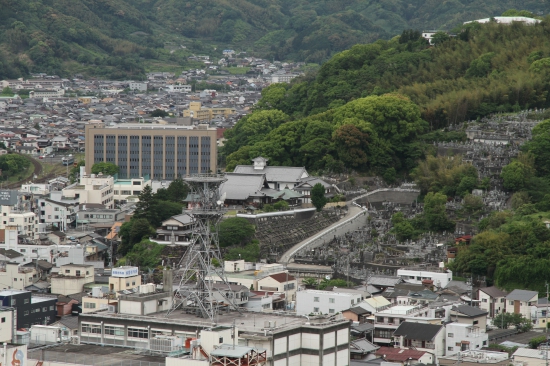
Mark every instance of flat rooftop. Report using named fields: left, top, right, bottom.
left=82, top=309, right=346, bottom=334
left=27, top=344, right=165, bottom=365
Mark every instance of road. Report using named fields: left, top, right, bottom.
left=279, top=202, right=365, bottom=264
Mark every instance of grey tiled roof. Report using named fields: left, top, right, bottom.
left=219, top=173, right=268, bottom=200
left=506, top=289, right=538, bottom=301
left=234, top=165, right=307, bottom=183
left=394, top=322, right=443, bottom=341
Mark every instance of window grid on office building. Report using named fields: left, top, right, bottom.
left=189, top=136, right=199, bottom=174
left=177, top=136, right=187, bottom=177
left=200, top=136, right=211, bottom=173
left=93, top=135, right=104, bottom=163
left=165, top=136, right=175, bottom=180
left=141, top=136, right=151, bottom=176
left=117, top=135, right=128, bottom=178
left=129, top=136, right=140, bottom=177
left=153, top=136, right=164, bottom=179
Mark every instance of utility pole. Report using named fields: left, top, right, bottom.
left=546, top=282, right=549, bottom=366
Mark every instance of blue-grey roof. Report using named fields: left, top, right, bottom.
left=506, top=289, right=538, bottom=301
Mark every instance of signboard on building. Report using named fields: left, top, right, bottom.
left=0, top=190, right=17, bottom=205
left=111, top=266, right=139, bottom=278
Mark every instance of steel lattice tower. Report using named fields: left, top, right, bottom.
left=167, top=174, right=239, bottom=322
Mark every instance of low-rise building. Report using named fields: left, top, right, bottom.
left=505, top=289, right=538, bottom=320
left=394, top=321, right=446, bottom=361
left=445, top=322, right=488, bottom=355
left=51, top=264, right=94, bottom=295
left=478, top=286, right=507, bottom=318
left=109, top=266, right=141, bottom=292
left=397, top=267, right=453, bottom=289
left=0, top=207, right=38, bottom=239
left=0, top=289, right=56, bottom=328
left=296, top=289, right=362, bottom=316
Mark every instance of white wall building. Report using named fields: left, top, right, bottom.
left=166, top=85, right=191, bottom=93
left=445, top=322, right=488, bottom=355
left=63, top=171, right=114, bottom=209
left=0, top=207, right=38, bottom=239
left=113, top=176, right=151, bottom=203
left=129, top=82, right=148, bottom=92
left=296, top=289, right=362, bottom=316
left=397, top=268, right=452, bottom=288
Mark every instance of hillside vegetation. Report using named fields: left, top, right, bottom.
left=0, top=1, right=548, bottom=78
left=222, top=19, right=550, bottom=176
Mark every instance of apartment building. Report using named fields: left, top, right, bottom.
left=478, top=286, right=507, bottom=318
left=51, top=264, right=94, bottom=296
left=85, top=122, right=217, bottom=179
left=397, top=267, right=453, bottom=288
left=62, top=172, right=114, bottom=209
left=296, top=289, right=363, bottom=316
left=0, top=206, right=38, bottom=239
left=182, top=101, right=236, bottom=122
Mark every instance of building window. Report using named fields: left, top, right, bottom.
left=43, top=307, right=48, bottom=312
left=482, top=299, right=487, bottom=303
left=24, top=311, right=28, bottom=316
left=448, top=333, right=454, bottom=338
left=1, top=318, right=4, bottom=323
left=65, top=270, right=70, bottom=274
left=105, top=326, right=124, bottom=336
left=329, top=309, right=335, bottom=314
left=314, top=297, right=319, bottom=302
left=473, top=320, right=478, bottom=325
left=24, top=299, right=29, bottom=304
left=448, top=347, right=453, bottom=351
left=509, top=301, right=514, bottom=305
left=329, top=298, right=335, bottom=304
left=49, top=306, right=54, bottom=311
left=84, top=302, right=96, bottom=309
left=128, top=328, right=148, bottom=339
left=314, top=307, right=319, bottom=312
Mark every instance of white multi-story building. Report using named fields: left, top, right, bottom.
left=445, top=322, right=488, bottom=355
left=296, top=289, right=363, bottom=316
left=37, top=197, right=76, bottom=231
left=165, top=84, right=191, bottom=93
left=29, top=89, right=65, bottom=98
left=397, top=267, right=453, bottom=288
left=129, top=82, right=148, bottom=92
left=113, top=176, right=151, bottom=204
left=478, top=286, right=507, bottom=318
left=0, top=207, right=38, bottom=239
left=62, top=171, right=114, bottom=209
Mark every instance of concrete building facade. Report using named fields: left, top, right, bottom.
left=85, top=122, right=217, bottom=179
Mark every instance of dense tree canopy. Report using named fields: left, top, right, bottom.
left=91, top=162, right=119, bottom=176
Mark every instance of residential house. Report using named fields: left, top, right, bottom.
left=51, top=264, right=94, bottom=295
left=478, top=286, right=507, bottom=318
left=367, top=275, right=403, bottom=292
left=375, top=346, right=432, bottom=365
left=349, top=338, right=379, bottom=360
left=257, top=272, right=297, bottom=302
left=342, top=306, right=371, bottom=324
left=445, top=322, right=489, bottom=355
left=505, top=289, right=538, bottom=320
left=450, top=305, right=488, bottom=329
left=393, top=321, right=446, bottom=360
left=152, top=214, right=193, bottom=245
left=296, top=289, right=363, bottom=316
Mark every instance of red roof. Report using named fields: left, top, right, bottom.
left=216, top=128, right=227, bottom=140
left=375, top=347, right=426, bottom=362
left=268, top=273, right=295, bottom=283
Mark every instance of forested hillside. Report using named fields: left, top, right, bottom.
left=0, top=0, right=548, bottom=79
left=222, top=19, right=550, bottom=176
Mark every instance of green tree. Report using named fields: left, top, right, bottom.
left=224, top=241, right=260, bottom=262
left=91, top=162, right=119, bottom=176
left=332, top=124, right=369, bottom=169
left=155, top=178, right=189, bottom=202
left=302, top=277, right=318, bottom=288
left=424, top=192, right=455, bottom=231
left=431, top=32, right=450, bottom=46
left=150, top=109, right=168, bottom=117
left=218, top=217, right=255, bottom=247
left=273, top=201, right=289, bottom=211
left=1, top=87, right=13, bottom=96
left=501, top=161, right=534, bottom=191
left=124, top=239, right=163, bottom=269
left=134, top=185, right=156, bottom=223
left=463, top=194, right=483, bottom=213
left=118, top=218, right=155, bottom=255
left=311, top=183, right=327, bottom=212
